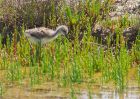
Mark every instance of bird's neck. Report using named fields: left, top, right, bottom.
left=55, top=28, right=63, bottom=36
left=50, top=30, right=61, bottom=38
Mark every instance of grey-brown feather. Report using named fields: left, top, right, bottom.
left=25, top=25, right=68, bottom=45
left=26, top=27, right=57, bottom=39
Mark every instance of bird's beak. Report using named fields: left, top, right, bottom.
left=65, top=34, right=69, bottom=40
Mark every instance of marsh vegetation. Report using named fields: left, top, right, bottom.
left=0, top=0, right=139, bottom=98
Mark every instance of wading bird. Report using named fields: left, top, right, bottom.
left=25, top=25, right=68, bottom=45
left=24, top=25, right=68, bottom=64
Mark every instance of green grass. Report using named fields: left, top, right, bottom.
left=0, top=0, right=139, bottom=97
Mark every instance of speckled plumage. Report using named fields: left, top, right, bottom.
left=25, top=25, right=68, bottom=45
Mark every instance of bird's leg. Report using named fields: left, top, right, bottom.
left=39, top=41, right=42, bottom=66
left=36, top=44, right=39, bottom=62
left=30, top=45, right=35, bottom=66
left=51, top=46, right=56, bottom=62
left=25, top=37, right=34, bottom=65
left=36, top=41, right=42, bottom=66
left=30, top=44, right=34, bottom=56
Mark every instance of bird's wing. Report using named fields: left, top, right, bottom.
left=40, top=27, right=56, bottom=37
left=25, top=27, right=55, bottom=39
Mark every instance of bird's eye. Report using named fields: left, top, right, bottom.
left=61, top=29, right=66, bottom=34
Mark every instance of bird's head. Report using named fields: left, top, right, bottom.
left=56, top=25, right=68, bottom=36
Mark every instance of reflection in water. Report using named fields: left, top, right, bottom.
left=2, top=85, right=140, bottom=99
left=79, top=88, right=140, bottom=99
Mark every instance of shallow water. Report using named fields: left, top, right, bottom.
left=0, top=67, right=139, bottom=99
left=2, top=82, right=140, bottom=99
left=82, top=88, right=140, bottom=99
